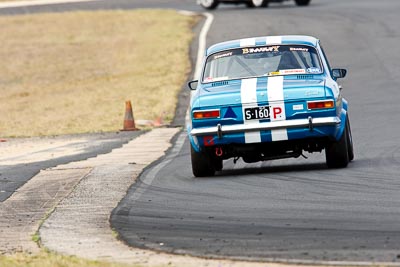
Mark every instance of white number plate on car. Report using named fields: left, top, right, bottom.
left=244, top=106, right=270, bottom=120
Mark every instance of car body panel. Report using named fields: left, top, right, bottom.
left=188, top=35, right=348, bottom=161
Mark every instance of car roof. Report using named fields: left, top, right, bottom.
left=206, top=35, right=319, bottom=56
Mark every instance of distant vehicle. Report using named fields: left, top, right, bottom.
left=198, top=0, right=310, bottom=9
left=187, top=35, right=353, bottom=177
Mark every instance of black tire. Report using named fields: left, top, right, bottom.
left=294, top=0, right=311, bottom=6
left=325, top=122, right=349, bottom=168
left=199, top=0, right=219, bottom=10
left=246, top=0, right=269, bottom=8
left=346, top=116, right=354, bottom=162
left=191, top=145, right=215, bottom=177
left=213, top=158, right=223, bottom=172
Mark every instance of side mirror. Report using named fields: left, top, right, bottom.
left=188, top=80, right=199, bottom=90
left=332, top=68, right=347, bottom=79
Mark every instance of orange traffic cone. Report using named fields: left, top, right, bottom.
left=121, top=100, right=139, bottom=131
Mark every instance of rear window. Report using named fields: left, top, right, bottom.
left=202, top=45, right=322, bottom=83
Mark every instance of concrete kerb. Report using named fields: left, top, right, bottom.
left=0, top=167, right=92, bottom=254
left=0, top=127, right=181, bottom=255
left=37, top=127, right=179, bottom=247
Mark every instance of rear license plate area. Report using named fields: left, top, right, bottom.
left=244, top=106, right=270, bottom=120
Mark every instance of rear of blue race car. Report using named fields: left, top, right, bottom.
left=187, top=36, right=353, bottom=177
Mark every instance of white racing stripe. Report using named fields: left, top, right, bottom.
left=265, top=36, right=287, bottom=141
left=240, top=38, right=261, bottom=144
left=240, top=37, right=256, bottom=47
left=239, top=36, right=288, bottom=143
left=266, top=36, right=282, bottom=45
left=268, top=76, right=288, bottom=141
left=241, top=78, right=260, bottom=143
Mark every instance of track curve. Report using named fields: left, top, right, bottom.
left=112, top=0, right=400, bottom=263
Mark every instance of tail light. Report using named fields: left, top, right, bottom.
left=307, top=100, right=334, bottom=110
left=193, top=109, right=220, bottom=119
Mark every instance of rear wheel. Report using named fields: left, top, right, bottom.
left=199, top=0, right=219, bottom=9
left=294, top=0, right=311, bottom=6
left=246, top=0, right=269, bottom=8
left=191, top=146, right=215, bottom=177
left=346, top=116, right=354, bottom=161
left=325, top=121, right=349, bottom=168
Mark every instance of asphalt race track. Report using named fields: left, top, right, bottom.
left=111, top=0, right=400, bottom=263
left=3, top=0, right=400, bottom=263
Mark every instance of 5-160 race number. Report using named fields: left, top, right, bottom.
left=244, top=106, right=270, bottom=120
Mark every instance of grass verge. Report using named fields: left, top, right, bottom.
left=0, top=10, right=197, bottom=137
left=0, top=251, right=141, bottom=267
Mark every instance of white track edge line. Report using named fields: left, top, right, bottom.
left=134, top=11, right=213, bottom=198
left=184, top=11, right=214, bottom=125
left=194, top=12, right=213, bottom=80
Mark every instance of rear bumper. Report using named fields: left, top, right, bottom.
left=190, top=116, right=341, bottom=137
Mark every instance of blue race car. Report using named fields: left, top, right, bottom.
left=187, top=35, right=353, bottom=177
